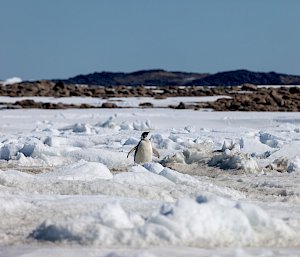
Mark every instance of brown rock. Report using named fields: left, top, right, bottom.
left=139, top=102, right=154, bottom=108
left=154, top=95, right=167, bottom=100
left=176, top=102, right=186, bottom=109
left=289, top=87, right=300, bottom=94
left=241, top=83, right=258, bottom=91
left=270, top=89, right=284, bottom=106
left=101, top=102, right=118, bottom=108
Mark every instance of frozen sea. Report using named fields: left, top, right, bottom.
left=0, top=98, right=300, bottom=256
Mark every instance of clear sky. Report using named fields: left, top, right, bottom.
left=1, top=0, right=300, bottom=80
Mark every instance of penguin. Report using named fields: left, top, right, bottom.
left=127, top=131, right=160, bottom=164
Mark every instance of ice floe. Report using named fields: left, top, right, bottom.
left=29, top=194, right=296, bottom=247
left=0, top=107, right=299, bottom=255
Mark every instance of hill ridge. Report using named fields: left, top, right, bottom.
left=54, top=69, right=300, bottom=86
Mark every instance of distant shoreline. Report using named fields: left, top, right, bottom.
left=0, top=84, right=299, bottom=112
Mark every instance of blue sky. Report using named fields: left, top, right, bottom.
left=1, top=0, right=299, bottom=80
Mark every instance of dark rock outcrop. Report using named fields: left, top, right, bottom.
left=55, top=69, right=300, bottom=87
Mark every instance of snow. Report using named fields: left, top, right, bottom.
left=1, top=77, right=22, bottom=85
left=39, top=160, right=113, bottom=181
left=0, top=95, right=228, bottom=108
left=0, top=106, right=299, bottom=256
left=28, top=195, right=295, bottom=247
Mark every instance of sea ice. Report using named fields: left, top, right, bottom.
left=39, top=159, right=113, bottom=181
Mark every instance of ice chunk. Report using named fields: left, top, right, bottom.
left=120, top=121, right=134, bottom=130
left=267, top=158, right=288, bottom=172
left=259, top=131, right=280, bottom=148
left=208, top=152, right=258, bottom=172
left=19, top=141, right=41, bottom=157
left=182, top=143, right=213, bottom=164
left=96, top=115, right=118, bottom=129
left=123, top=137, right=139, bottom=145
left=161, top=152, right=185, bottom=164
left=133, top=120, right=152, bottom=131
left=159, top=167, right=198, bottom=186
left=143, top=162, right=164, bottom=174
left=0, top=143, right=19, bottom=160
left=16, top=153, right=47, bottom=167
left=151, top=134, right=182, bottom=150
left=59, top=123, right=92, bottom=133
left=3, top=76, right=22, bottom=85
left=72, top=123, right=91, bottom=133
left=288, top=156, right=300, bottom=173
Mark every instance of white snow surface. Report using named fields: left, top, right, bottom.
left=0, top=107, right=300, bottom=256
left=1, top=77, right=22, bottom=86
left=0, top=95, right=228, bottom=107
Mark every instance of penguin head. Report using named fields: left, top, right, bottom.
left=141, top=131, right=150, bottom=140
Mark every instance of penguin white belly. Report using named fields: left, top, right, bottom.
left=135, top=140, right=152, bottom=164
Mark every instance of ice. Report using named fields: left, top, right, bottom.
left=288, top=156, right=300, bottom=173
left=2, top=76, right=22, bottom=85
left=259, top=131, right=281, bottom=148
left=72, top=123, right=92, bottom=134
left=151, top=134, right=182, bottom=150
left=182, top=143, right=213, bottom=164
left=208, top=151, right=259, bottom=172
left=113, top=169, right=174, bottom=186
left=0, top=143, right=19, bottom=160
left=123, top=137, right=139, bottom=145
left=39, top=160, right=113, bottom=181
left=239, top=136, right=274, bottom=157
left=29, top=194, right=296, bottom=248
left=159, top=167, right=198, bottom=186
left=97, top=115, right=118, bottom=129
left=143, top=162, right=164, bottom=174
left=0, top=108, right=299, bottom=256
left=132, top=120, right=153, bottom=131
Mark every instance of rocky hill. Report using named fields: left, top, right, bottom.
left=57, top=69, right=300, bottom=86
left=58, top=69, right=208, bottom=86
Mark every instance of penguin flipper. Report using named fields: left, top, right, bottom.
left=127, top=146, right=137, bottom=158
left=153, top=148, right=160, bottom=158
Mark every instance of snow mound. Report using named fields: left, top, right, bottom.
left=3, top=76, right=22, bottom=85
left=0, top=138, right=45, bottom=161
left=259, top=131, right=280, bottom=148
left=59, top=123, right=92, bottom=134
left=143, top=162, right=164, bottom=174
left=288, top=156, right=300, bottom=173
left=151, top=134, right=182, bottom=150
left=239, top=136, right=274, bottom=158
left=44, top=135, right=94, bottom=148
left=208, top=151, right=259, bottom=172
left=16, top=153, right=47, bottom=166
left=121, top=120, right=153, bottom=131
left=123, top=137, right=139, bottom=145
left=72, top=123, right=92, bottom=133
left=113, top=169, right=174, bottom=186
left=96, top=115, right=118, bottom=129
left=182, top=143, right=213, bottom=164
left=161, top=152, right=186, bottom=164
left=29, top=144, right=130, bottom=169
left=268, top=156, right=300, bottom=173
left=30, top=195, right=295, bottom=247
left=0, top=143, right=20, bottom=160
left=40, top=160, right=113, bottom=181
left=159, top=167, right=198, bottom=186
